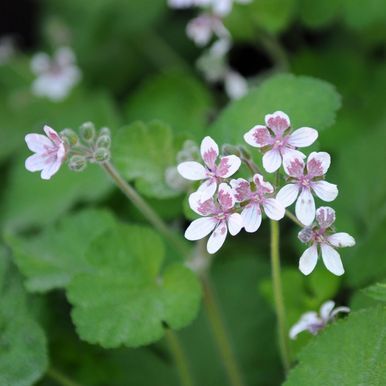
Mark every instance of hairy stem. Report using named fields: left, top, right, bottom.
left=270, top=220, right=291, bottom=373
left=47, top=367, right=83, bottom=386
left=165, top=329, right=196, bottom=386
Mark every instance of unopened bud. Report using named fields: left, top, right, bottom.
left=99, top=127, right=111, bottom=137
left=222, top=144, right=240, bottom=157
left=94, top=147, right=110, bottom=162
left=96, top=134, right=111, bottom=149
left=61, top=128, right=79, bottom=146
left=79, top=121, right=96, bottom=142
left=68, top=155, right=87, bottom=172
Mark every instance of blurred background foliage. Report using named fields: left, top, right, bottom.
left=0, top=0, right=385, bottom=385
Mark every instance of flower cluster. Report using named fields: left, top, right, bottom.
left=177, top=111, right=355, bottom=274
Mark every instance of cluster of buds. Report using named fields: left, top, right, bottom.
left=25, top=122, right=111, bottom=179
left=177, top=111, right=355, bottom=273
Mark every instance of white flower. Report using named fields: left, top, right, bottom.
left=25, top=125, right=66, bottom=180
left=276, top=152, right=338, bottom=225
left=31, top=47, right=81, bottom=101
left=177, top=136, right=241, bottom=200
left=289, top=300, right=350, bottom=339
left=185, top=183, right=243, bottom=254
left=298, top=207, right=355, bottom=276
left=244, top=111, right=318, bottom=174
left=168, top=0, right=251, bottom=16
left=230, top=174, right=284, bottom=232
left=224, top=70, right=248, bottom=100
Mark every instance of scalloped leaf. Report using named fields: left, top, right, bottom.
left=67, top=224, right=201, bottom=348
left=363, top=282, right=386, bottom=302
left=285, top=306, right=386, bottom=385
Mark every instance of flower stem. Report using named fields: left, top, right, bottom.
left=46, top=367, right=83, bottom=386
left=285, top=210, right=302, bottom=227
left=270, top=220, right=291, bottom=373
left=165, top=329, right=196, bottom=386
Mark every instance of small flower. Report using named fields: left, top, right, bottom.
left=25, top=125, right=66, bottom=180
left=298, top=207, right=355, bottom=276
left=230, top=174, right=284, bottom=232
left=244, top=111, right=318, bottom=173
left=177, top=136, right=241, bottom=200
left=289, top=300, right=350, bottom=339
left=31, top=47, right=81, bottom=101
left=185, top=183, right=243, bottom=254
left=276, top=152, right=338, bottom=225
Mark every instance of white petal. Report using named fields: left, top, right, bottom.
left=43, top=125, right=62, bottom=146
left=177, top=161, right=207, bottom=180
left=262, top=149, right=282, bottom=173
left=321, top=244, right=344, bottom=276
left=207, top=221, right=228, bottom=254
left=185, top=217, right=217, bottom=240
left=201, top=136, right=219, bottom=168
left=241, top=204, right=262, bottom=233
left=327, top=233, right=355, bottom=248
left=243, top=125, right=271, bottom=148
left=197, top=179, right=217, bottom=200
left=276, top=184, right=300, bottom=208
left=319, top=300, right=335, bottom=321
left=216, top=155, right=241, bottom=178
left=307, top=151, right=331, bottom=177
left=227, top=213, right=243, bottom=236
left=265, top=111, right=290, bottom=135
left=289, top=320, right=310, bottom=340
left=283, top=155, right=305, bottom=177
left=224, top=71, right=248, bottom=100
left=230, top=178, right=251, bottom=202
left=315, top=206, right=336, bottom=228
left=330, top=306, right=350, bottom=318
left=263, top=198, right=285, bottom=220
left=253, top=173, right=273, bottom=193
left=217, top=182, right=235, bottom=210
left=295, top=188, right=316, bottom=226
left=312, top=181, right=338, bottom=202
left=299, top=244, right=318, bottom=275
left=289, top=311, right=320, bottom=339
left=188, top=191, right=216, bottom=215
left=287, top=127, right=318, bottom=147
left=25, top=153, right=46, bottom=172
left=25, top=133, right=52, bottom=153
left=41, top=158, right=62, bottom=180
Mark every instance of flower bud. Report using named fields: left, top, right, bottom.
left=79, top=121, right=96, bottom=142
left=96, top=134, right=111, bottom=149
left=94, top=147, right=110, bottom=163
left=99, top=127, right=111, bottom=137
left=68, top=155, right=87, bottom=172
left=222, top=144, right=240, bottom=157
left=61, top=128, right=79, bottom=146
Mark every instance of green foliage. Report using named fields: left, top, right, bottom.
left=6, top=209, right=116, bottom=292
left=67, top=224, right=201, bottom=348
left=113, top=121, right=181, bottom=199
left=285, top=306, right=386, bottom=385
left=363, top=282, right=386, bottom=303
left=209, top=74, right=341, bottom=144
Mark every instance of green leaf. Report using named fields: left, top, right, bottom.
left=67, top=224, right=201, bottom=348
left=0, top=250, right=48, bottom=386
left=298, top=0, right=341, bottom=28
left=284, top=306, right=386, bottom=386
left=6, top=209, right=116, bottom=293
left=124, top=71, right=213, bottom=139
left=363, top=282, right=386, bottom=302
left=209, top=74, right=341, bottom=144
left=113, top=121, right=180, bottom=199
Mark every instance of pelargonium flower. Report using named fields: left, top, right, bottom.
left=25, top=125, right=66, bottom=180
left=177, top=136, right=241, bottom=200
left=185, top=183, right=243, bottom=254
left=289, top=300, right=350, bottom=339
left=276, top=152, right=338, bottom=225
left=297, top=207, right=355, bottom=276
left=244, top=111, right=318, bottom=173
left=230, top=174, right=284, bottom=232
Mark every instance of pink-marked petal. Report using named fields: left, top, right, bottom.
left=177, top=161, right=207, bottom=181
left=282, top=148, right=306, bottom=166
left=43, top=125, right=62, bottom=146
left=295, top=188, right=315, bottom=226
left=312, top=181, right=338, bottom=202
left=197, top=178, right=217, bottom=200
left=201, top=136, right=219, bottom=169
left=321, top=244, right=344, bottom=276
left=265, top=111, right=290, bottom=135
left=276, top=184, right=300, bottom=207
left=218, top=182, right=235, bottom=210
left=241, top=204, right=262, bottom=233
left=25, top=133, right=52, bottom=153
left=283, top=156, right=305, bottom=177
left=315, top=206, right=336, bottom=228
left=25, top=153, right=46, bottom=172
left=216, top=155, right=241, bottom=178
left=327, top=233, right=355, bottom=248
left=299, top=244, right=318, bottom=275
left=243, top=125, right=271, bottom=148
left=307, top=152, right=331, bottom=177
left=185, top=217, right=217, bottom=240
left=188, top=192, right=216, bottom=216
left=207, top=221, right=228, bottom=254
left=262, top=149, right=281, bottom=173
left=41, top=158, right=61, bottom=180
left=287, top=127, right=318, bottom=147
left=230, top=178, right=251, bottom=202
left=253, top=173, right=273, bottom=194
left=263, top=198, right=285, bottom=221
left=227, top=213, right=243, bottom=236
left=289, top=312, right=320, bottom=339
left=320, top=300, right=335, bottom=321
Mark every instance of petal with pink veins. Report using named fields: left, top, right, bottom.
left=25, top=133, right=53, bottom=153
left=185, top=217, right=217, bottom=240
left=227, top=213, right=243, bottom=235
left=307, top=152, right=331, bottom=177
left=276, top=184, right=300, bottom=207
left=283, top=156, right=305, bottom=177
left=295, top=188, right=315, bottom=226
left=327, top=232, right=355, bottom=248
left=299, top=244, right=318, bottom=275
left=217, top=183, right=235, bottom=210
left=265, top=111, right=290, bottom=136
left=253, top=174, right=273, bottom=193
left=230, top=178, right=251, bottom=202
left=216, top=155, right=241, bottom=178
left=321, top=244, right=344, bottom=276
left=312, top=181, right=338, bottom=202
left=188, top=192, right=216, bottom=216
left=44, top=125, right=63, bottom=146
left=241, top=204, right=262, bottom=233
left=201, top=136, right=219, bottom=169
left=207, top=221, right=228, bottom=254
left=262, top=149, right=282, bottom=173
left=197, top=178, right=217, bottom=200
left=177, top=161, right=207, bottom=180
left=287, top=127, right=318, bottom=147
left=263, top=198, right=285, bottom=220
left=315, top=206, right=336, bottom=228
left=243, top=125, right=271, bottom=148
